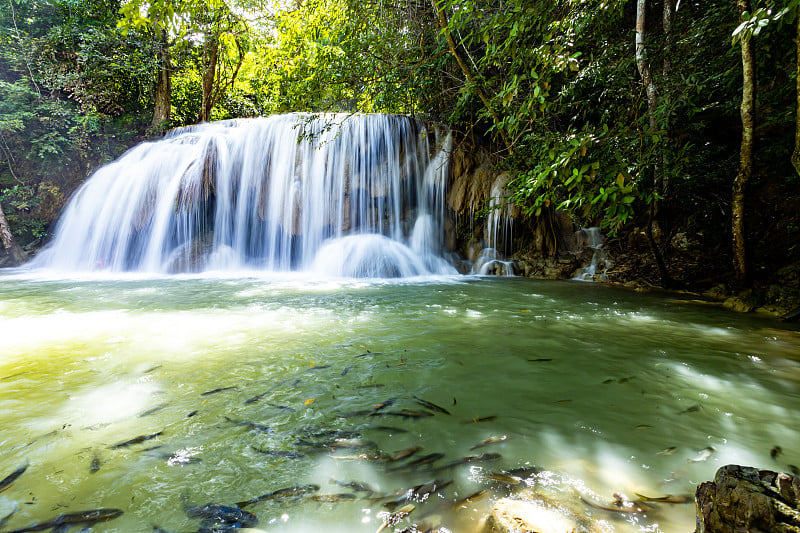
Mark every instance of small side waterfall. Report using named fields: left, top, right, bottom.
left=572, top=227, right=610, bottom=281
left=30, top=114, right=457, bottom=277
left=476, top=173, right=516, bottom=276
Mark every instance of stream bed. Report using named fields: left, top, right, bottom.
left=1, top=272, right=799, bottom=532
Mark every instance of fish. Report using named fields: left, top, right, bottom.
left=329, top=452, right=389, bottom=462
left=4, top=508, right=124, bottom=532
left=634, top=492, right=693, bottom=504
left=310, top=429, right=361, bottom=439
left=635, top=424, right=653, bottom=430
left=330, top=478, right=377, bottom=494
left=678, top=405, right=700, bottom=415
left=356, top=383, right=385, bottom=388
left=223, top=416, right=272, bottom=434
left=657, top=446, right=677, bottom=456
left=469, top=435, right=509, bottom=450
left=376, top=503, right=415, bottom=533
left=688, top=446, right=716, bottom=463
left=89, top=454, right=102, bottom=474
left=356, top=352, right=382, bottom=357
left=483, top=472, right=521, bottom=485
left=437, top=453, right=501, bottom=470
left=371, top=409, right=434, bottom=419
left=308, top=365, right=332, bottom=370
left=110, top=431, right=164, bottom=449
left=770, top=446, right=783, bottom=459
left=461, top=416, right=497, bottom=424
left=363, top=425, right=408, bottom=434
left=391, top=446, right=423, bottom=462
left=341, top=366, right=354, bottom=376
left=243, top=393, right=266, bottom=405
left=184, top=502, right=257, bottom=528
left=251, top=447, right=304, bottom=459
left=143, top=365, right=162, bottom=374
left=452, top=490, right=487, bottom=508
left=266, top=403, right=296, bottom=412
left=383, top=480, right=452, bottom=510
left=580, top=496, right=648, bottom=514
left=0, top=505, right=18, bottom=529
left=401, top=452, right=445, bottom=469
left=505, top=466, right=543, bottom=478
left=138, top=404, right=169, bottom=418
left=372, top=398, right=397, bottom=411
left=187, top=410, right=198, bottom=418
left=200, top=387, right=238, bottom=396
left=236, top=484, right=320, bottom=508
left=527, top=358, right=553, bottom=363
left=0, top=462, right=28, bottom=493
left=309, top=493, right=357, bottom=502
left=414, top=396, right=451, bottom=415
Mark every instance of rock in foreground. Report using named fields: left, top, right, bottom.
left=695, top=464, right=800, bottom=533
left=484, top=498, right=580, bottom=533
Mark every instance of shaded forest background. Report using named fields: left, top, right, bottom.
left=0, top=0, right=798, bottom=298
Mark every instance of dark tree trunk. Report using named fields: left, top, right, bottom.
left=636, top=0, right=672, bottom=288
left=200, top=36, right=219, bottom=123
left=151, top=27, right=171, bottom=131
left=733, top=0, right=754, bottom=286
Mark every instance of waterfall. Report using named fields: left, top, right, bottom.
left=475, top=173, right=516, bottom=276
left=30, top=114, right=457, bottom=277
left=572, top=227, right=610, bottom=281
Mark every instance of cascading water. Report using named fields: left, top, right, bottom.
left=29, top=114, right=457, bottom=277
left=572, top=226, right=610, bottom=281
left=475, top=174, right=516, bottom=276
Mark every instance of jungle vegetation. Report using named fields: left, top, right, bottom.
left=1, top=0, right=798, bottom=289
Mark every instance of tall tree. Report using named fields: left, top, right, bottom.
left=635, top=0, right=672, bottom=287
left=733, top=0, right=756, bottom=285
left=120, top=0, right=248, bottom=128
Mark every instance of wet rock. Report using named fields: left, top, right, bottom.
left=514, top=254, right=583, bottom=280
left=723, top=290, right=763, bottom=313
left=695, top=464, right=800, bottom=533
left=703, top=284, right=730, bottom=299
left=723, top=296, right=755, bottom=313
left=778, top=263, right=800, bottom=288
left=484, top=499, right=579, bottom=533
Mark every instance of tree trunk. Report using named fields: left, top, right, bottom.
left=151, top=27, right=171, bottom=131
left=791, top=14, right=800, bottom=176
left=636, top=0, right=672, bottom=288
left=430, top=0, right=510, bottom=152
left=200, top=36, right=219, bottom=123
left=733, top=0, right=755, bottom=286
left=0, top=202, right=25, bottom=266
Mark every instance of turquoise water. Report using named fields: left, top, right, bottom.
left=1, top=272, right=798, bottom=532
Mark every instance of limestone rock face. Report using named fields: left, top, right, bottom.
left=695, top=464, right=800, bottom=533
